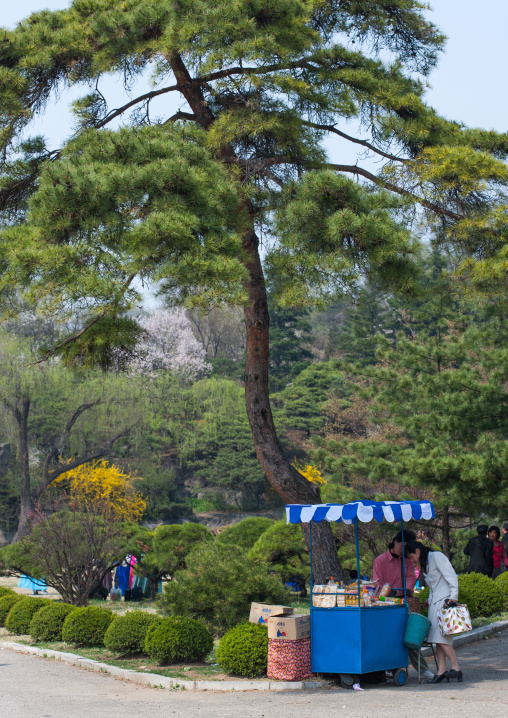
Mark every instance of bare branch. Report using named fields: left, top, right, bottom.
left=327, top=163, right=463, bottom=221
left=302, top=120, right=409, bottom=164
left=163, top=110, right=198, bottom=124
left=94, top=86, right=179, bottom=129
left=35, top=422, right=139, bottom=500
left=42, top=400, right=104, bottom=479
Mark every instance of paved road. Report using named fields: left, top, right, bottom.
left=1, top=631, right=508, bottom=718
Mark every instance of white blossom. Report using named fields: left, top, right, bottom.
left=131, top=308, right=210, bottom=379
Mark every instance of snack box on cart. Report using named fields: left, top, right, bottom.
left=267, top=613, right=311, bottom=640
left=249, top=603, right=293, bottom=625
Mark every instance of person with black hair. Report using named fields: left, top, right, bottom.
left=464, top=525, right=493, bottom=576
left=373, top=530, right=433, bottom=679
left=405, top=540, right=462, bottom=684
left=488, top=526, right=508, bottom=578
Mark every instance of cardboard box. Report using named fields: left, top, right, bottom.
left=249, top=603, right=293, bottom=626
left=267, top=614, right=311, bottom=640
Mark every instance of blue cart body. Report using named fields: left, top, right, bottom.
left=286, top=500, right=435, bottom=680
left=311, top=605, right=408, bottom=674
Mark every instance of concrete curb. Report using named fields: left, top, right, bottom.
left=2, top=620, right=507, bottom=692
left=421, top=619, right=508, bottom=656
left=0, top=642, right=325, bottom=692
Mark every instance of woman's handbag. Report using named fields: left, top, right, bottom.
left=436, top=604, right=472, bottom=636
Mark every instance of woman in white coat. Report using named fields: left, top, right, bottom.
left=405, top=540, right=463, bottom=684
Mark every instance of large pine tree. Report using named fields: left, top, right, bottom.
left=1, top=1, right=507, bottom=577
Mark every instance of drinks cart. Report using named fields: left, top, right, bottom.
left=286, top=500, right=435, bottom=687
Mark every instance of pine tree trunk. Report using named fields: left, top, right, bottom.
left=13, top=397, right=32, bottom=542
left=242, top=224, right=346, bottom=584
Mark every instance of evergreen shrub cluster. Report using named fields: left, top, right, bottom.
left=161, top=542, right=291, bottom=635
left=216, top=517, right=274, bottom=551
left=457, top=573, right=505, bottom=618
left=144, top=616, right=213, bottom=664
left=216, top=623, right=268, bottom=677
left=104, top=610, right=161, bottom=655
left=4, top=597, right=51, bottom=634
left=29, top=603, right=78, bottom=642
left=494, top=572, right=508, bottom=610
left=0, top=587, right=15, bottom=599
left=62, top=606, right=114, bottom=646
left=0, top=593, right=22, bottom=626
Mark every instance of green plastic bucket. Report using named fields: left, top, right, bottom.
left=404, top=611, right=431, bottom=650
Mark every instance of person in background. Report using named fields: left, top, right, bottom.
left=502, top=523, right=508, bottom=552
left=488, top=526, right=508, bottom=578
left=373, top=530, right=434, bottom=680
left=405, top=540, right=462, bottom=684
left=463, top=525, right=493, bottom=576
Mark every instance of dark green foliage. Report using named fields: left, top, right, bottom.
left=418, top=586, right=478, bottom=620
left=62, top=606, right=114, bottom=646
left=144, top=616, right=213, bottom=664
left=0, top=593, right=22, bottom=626
left=160, top=542, right=291, bottom=635
left=216, top=517, right=275, bottom=551
left=4, top=597, right=51, bottom=635
left=104, top=610, right=161, bottom=655
left=494, top=572, right=508, bottom=610
left=248, top=520, right=310, bottom=585
left=133, top=522, right=213, bottom=589
left=0, top=587, right=15, bottom=599
left=29, top=602, right=78, bottom=642
left=216, top=623, right=268, bottom=678
left=457, top=573, right=505, bottom=618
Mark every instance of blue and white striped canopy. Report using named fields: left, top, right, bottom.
left=286, top=500, right=435, bottom=525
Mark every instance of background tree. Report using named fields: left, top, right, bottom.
left=51, top=459, right=146, bottom=523
left=1, top=0, right=508, bottom=579
left=2, top=502, right=132, bottom=606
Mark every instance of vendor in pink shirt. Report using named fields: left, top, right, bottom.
left=373, top=529, right=417, bottom=597
left=373, top=529, right=434, bottom=680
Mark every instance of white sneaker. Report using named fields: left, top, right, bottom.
left=422, top=670, right=434, bottom=679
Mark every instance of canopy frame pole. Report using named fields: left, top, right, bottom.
left=354, top=518, right=361, bottom=600
left=310, top=520, right=314, bottom=594
left=401, top=517, right=407, bottom=603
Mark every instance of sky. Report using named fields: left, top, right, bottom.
left=3, top=0, right=507, bottom=156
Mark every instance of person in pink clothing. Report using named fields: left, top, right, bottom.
left=373, top=530, right=417, bottom=597
left=373, top=530, right=434, bottom=679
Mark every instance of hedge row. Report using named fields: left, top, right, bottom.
left=1, top=599, right=213, bottom=665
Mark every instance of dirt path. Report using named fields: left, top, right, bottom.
left=1, top=629, right=508, bottom=718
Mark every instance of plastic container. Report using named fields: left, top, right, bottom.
left=403, top=611, right=431, bottom=649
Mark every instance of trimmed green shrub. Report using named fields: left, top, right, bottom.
left=458, top=573, right=505, bottom=618
left=216, top=518, right=275, bottom=551
left=494, top=572, right=508, bottom=610
left=29, top=603, right=78, bottom=642
left=5, top=597, right=52, bottom=635
left=418, top=586, right=478, bottom=619
left=0, top=594, right=23, bottom=626
left=62, top=606, right=114, bottom=646
left=161, top=542, right=291, bottom=635
left=104, top=611, right=161, bottom=655
left=217, top=622, right=268, bottom=677
left=144, top=616, right=213, bottom=665
left=0, top=587, right=15, bottom=599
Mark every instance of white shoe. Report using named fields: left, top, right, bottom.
left=422, top=670, right=434, bottom=679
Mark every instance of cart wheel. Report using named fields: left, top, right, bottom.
left=340, top=674, right=354, bottom=689
left=392, top=668, right=407, bottom=687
